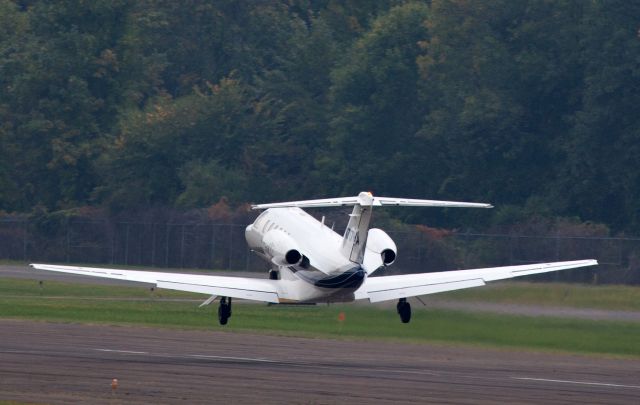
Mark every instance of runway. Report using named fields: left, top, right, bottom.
left=0, top=319, right=638, bottom=404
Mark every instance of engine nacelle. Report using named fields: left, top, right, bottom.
left=262, top=229, right=308, bottom=266
left=381, top=248, right=397, bottom=266
left=362, top=228, right=397, bottom=273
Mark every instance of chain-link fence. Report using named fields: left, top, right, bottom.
left=1, top=218, right=638, bottom=284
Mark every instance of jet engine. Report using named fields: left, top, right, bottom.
left=381, top=247, right=397, bottom=266
left=362, top=228, right=397, bottom=273
left=262, top=229, right=309, bottom=267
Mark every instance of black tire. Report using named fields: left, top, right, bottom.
left=218, top=304, right=230, bottom=325
left=398, top=301, right=411, bottom=323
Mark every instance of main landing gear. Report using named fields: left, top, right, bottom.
left=218, top=297, right=232, bottom=325
left=397, top=298, right=411, bottom=323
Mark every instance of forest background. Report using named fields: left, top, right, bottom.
left=1, top=1, right=639, bottom=281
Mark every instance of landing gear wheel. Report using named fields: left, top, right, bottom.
left=269, top=270, right=279, bottom=280
left=397, top=298, right=411, bottom=323
left=218, top=297, right=232, bottom=325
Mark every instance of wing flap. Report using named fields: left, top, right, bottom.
left=357, top=259, right=597, bottom=302
left=364, top=278, right=485, bottom=302
left=157, top=279, right=278, bottom=302
left=30, top=264, right=280, bottom=303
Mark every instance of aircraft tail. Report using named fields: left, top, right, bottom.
left=341, top=193, right=374, bottom=263
left=252, top=191, right=492, bottom=264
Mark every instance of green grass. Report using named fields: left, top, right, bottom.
left=1, top=278, right=639, bottom=357
left=438, top=281, right=640, bottom=311
left=0, top=277, right=199, bottom=299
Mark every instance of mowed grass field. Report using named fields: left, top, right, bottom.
left=436, top=281, right=640, bottom=311
left=1, top=277, right=640, bottom=357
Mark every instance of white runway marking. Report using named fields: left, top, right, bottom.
left=92, top=347, right=636, bottom=390
left=188, top=354, right=277, bottom=363
left=513, top=377, right=640, bottom=390
left=95, top=349, right=148, bottom=355
left=93, top=348, right=276, bottom=363
left=90, top=347, right=441, bottom=376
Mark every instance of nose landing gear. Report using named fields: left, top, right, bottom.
left=218, top=297, right=232, bottom=325
left=397, top=298, right=411, bottom=323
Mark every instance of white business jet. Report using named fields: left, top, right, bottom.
left=31, top=192, right=597, bottom=325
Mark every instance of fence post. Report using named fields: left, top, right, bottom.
left=461, top=231, right=467, bottom=268
left=139, top=223, right=143, bottom=265
left=151, top=223, right=156, bottom=266
left=417, top=231, right=423, bottom=269
left=180, top=224, right=185, bottom=269
left=165, top=224, right=170, bottom=268
left=508, top=235, right=514, bottom=265
left=124, top=223, right=130, bottom=265
left=111, top=221, right=115, bottom=264
left=228, top=224, right=233, bottom=270
left=23, top=220, right=28, bottom=261
left=210, top=224, right=216, bottom=270
left=66, top=218, right=70, bottom=263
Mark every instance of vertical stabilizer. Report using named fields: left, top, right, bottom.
left=341, top=192, right=375, bottom=263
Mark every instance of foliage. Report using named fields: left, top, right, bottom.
left=1, top=0, right=639, bottom=235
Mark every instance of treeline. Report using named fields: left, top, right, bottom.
left=1, top=0, right=639, bottom=235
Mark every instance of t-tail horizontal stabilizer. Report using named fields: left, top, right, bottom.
left=252, top=192, right=492, bottom=265
left=251, top=191, right=493, bottom=210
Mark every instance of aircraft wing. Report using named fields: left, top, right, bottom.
left=30, top=264, right=280, bottom=303
left=354, top=260, right=598, bottom=302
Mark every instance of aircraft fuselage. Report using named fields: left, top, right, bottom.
left=245, top=207, right=366, bottom=303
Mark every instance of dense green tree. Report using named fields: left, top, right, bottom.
left=96, top=8, right=339, bottom=209
left=0, top=0, right=130, bottom=210
left=1, top=0, right=640, bottom=236
left=413, top=0, right=595, bottom=227
left=321, top=2, right=431, bottom=196
left=0, top=0, right=28, bottom=209
left=288, top=0, right=404, bottom=44
left=418, top=0, right=552, bottom=204
left=94, top=78, right=251, bottom=208
left=556, top=0, right=640, bottom=232
left=119, top=1, right=316, bottom=96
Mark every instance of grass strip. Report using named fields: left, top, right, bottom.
left=0, top=277, right=199, bottom=299
left=1, top=278, right=639, bottom=358
left=9, top=270, right=640, bottom=311
left=438, top=281, right=640, bottom=311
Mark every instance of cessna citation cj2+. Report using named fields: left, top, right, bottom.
left=31, top=192, right=597, bottom=325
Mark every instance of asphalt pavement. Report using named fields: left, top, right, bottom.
left=0, top=319, right=638, bottom=404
